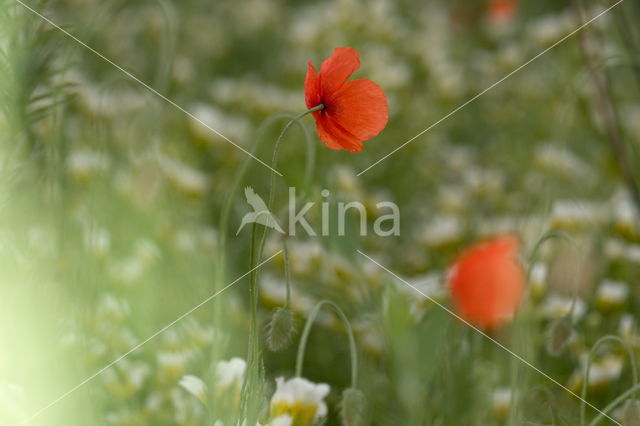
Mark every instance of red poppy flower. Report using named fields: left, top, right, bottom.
left=305, top=47, right=388, bottom=153
left=448, top=235, right=524, bottom=329
left=488, top=0, right=518, bottom=25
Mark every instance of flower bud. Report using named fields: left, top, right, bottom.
left=340, top=388, right=366, bottom=426
left=623, top=399, right=640, bottom=426
left=546, top=316, right=573, bottom=357
left=265, top=307, right=295, bottom=352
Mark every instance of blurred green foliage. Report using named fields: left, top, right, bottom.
left=1, top=0, right=640, bottom=425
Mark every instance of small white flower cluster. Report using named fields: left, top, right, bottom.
left=569, top=354, right=624, bottom=391
left=180, top=358, right=330, bottom=426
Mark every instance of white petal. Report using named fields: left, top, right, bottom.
left=179, top=375, right=207, bottom=404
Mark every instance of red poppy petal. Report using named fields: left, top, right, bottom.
left=305, top=62, right=321, bottom=109
left=328, top=78, right=388, bottom=141
left=319, top=47, right=360, bottom=95
left=449, top=235, right=523, bottom=329
left=315, top=113, right=363, bottom=152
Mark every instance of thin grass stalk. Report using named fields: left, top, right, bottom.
left=580, top=335, right=639, bottom=426
left=572, top=0, right=640, bottom=214
left=295, top=300, right=358, bottom=388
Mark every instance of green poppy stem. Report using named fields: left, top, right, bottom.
left=257, top=103, right=324, bottom=259
left=580, top=335, right=639, bottom=426
left=282, top=238, right=292, bottom=308
left=249, top=103, right=324, bottom=349
left=588, top=382, right=640, bottom=426
left=251, top=103, right=324, bottom=348
left=238, top=105, right=322, bottom=418
left=295, top=300, right=358, bottom=389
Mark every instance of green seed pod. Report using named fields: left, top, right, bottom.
left=623, top=399, right=640, bottom=426
left=546, top=316, right=573, bottom=357
left=265, top=307, right=295, bottom=352
left=340, top=388, right=366, bottom=426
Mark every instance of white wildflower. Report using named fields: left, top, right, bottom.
left=67, top=149, right=109, bottom=180
left=418, top=215, right=463, bottom=248
left=189, top=103, right=250, bottom=145
left=159, top=155, right=209, bottom=198
left=529, top=263, right=548, bottom=298
left=270, top=377, right=330, bottom=426
left=540, top=295, right=586, bottom=321
left=491, top=387, right=512, bottom=420
left=215, top=357, right=246, bottom=389
left=83, top=227, right=111, bottom=257
left=158, top=351, right=188, bottom=382
left=550, top=200, right=606, bottom=229
left=270, top=414, right=293, bottom=426
left=595, top=279, right=629, bottom=310
left=179, top=375, right=207, bottom=404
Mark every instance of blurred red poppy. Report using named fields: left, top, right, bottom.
left=488, top=0, right=518, bottom=25
left=305, top=47, right=388, bottom=153
left=448, top=235, right=524, bottom=329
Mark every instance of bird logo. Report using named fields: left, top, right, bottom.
left=236, top=186, right=285, bottom=235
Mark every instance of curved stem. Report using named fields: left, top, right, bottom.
left=295, top=300, right=358, bottom=388
left=588, top=382, right=640, bottom=426
left=580, top=335, right=639, bottom=426
left=526, top=230, right=571, bottom=274
left=255, top=104, right=324, bottom=268
left=215, top=109, right=316, bottom=344
left=282, top=238, right=291, bottom=308
left=236, top=106, right=321, bottom=419
left=248, top=104, right=322, bottom=346
left=218, top=109, right=316, bottom=254
left=265, top=104, right=324, bottom=213
left=523, top=385, right=558, bottom=425
left=526, top=230, right=579, bottom=322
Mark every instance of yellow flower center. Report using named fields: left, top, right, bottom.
left=271, top=401, right=318, bottom=426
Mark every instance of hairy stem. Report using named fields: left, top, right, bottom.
left=295, top=300, right=358, bottom=388
left=282, top=238, right=291, bottom=308
left=580, top=335, right=638, bottom=426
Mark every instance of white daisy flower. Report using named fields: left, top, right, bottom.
left=97, top=294, right=130, bottom=324
left=213, top=420, right=264, bottom=426
left=540, top=295, right=586, bottom=321
left=534, top=144, right=590, bottom=180
left=66, top=149, right=109, bottom=180
left=189, top=103, right=250, bottom=146
left=595, top=279, right=629, bottom=310
left=612, top=190, right=640, bottom=239
left=418, top=215, right=463, bottom=248
left=158, top=154, right=209, bottom=198
left=270, top=377, right=330, bottom=426
left=550, top=200, right=606, bottom=230
left=158, top=351, right=188, bottom=382
left=83, top=227, right=111, bottom=258
left=491, top=387, right=512, bottom=420
left=400, top=272, right=445, bottom=322
left=570, top=355, right=624, bottom=391
left=529, top=263, right=548, bottom=299
left=270, top=414, right=292, bottom=426
left=179, top=375, right=207, bottom=404
left=215, top=357, right=246, bottom=389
